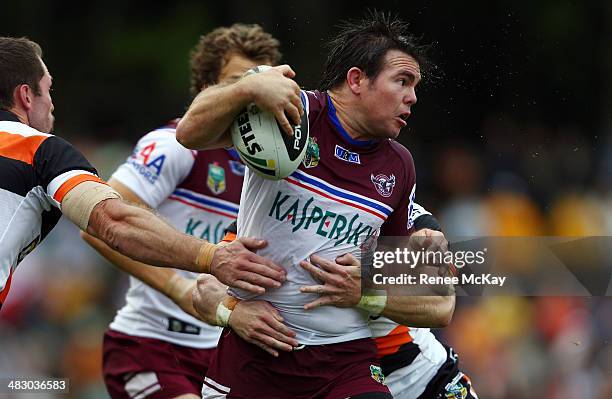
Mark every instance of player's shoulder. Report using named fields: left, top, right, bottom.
left=0, top=120, right=52, bottom=139
left=302, top=90, right=327, bottom=115
left=384, top=139, right=415, bottom=169
left=139, top=118, right=179, bottom=140
left=0, top=121, right=84, bottom=164
left=136, top=119, right=194, bottom=153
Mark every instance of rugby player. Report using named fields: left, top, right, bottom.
left=0, top=37, right=285, bottom=309
left=178, top=11, right=448, bottom=399
left=82, top=24, right=455, bottom=398
left=79, top=25, right=298, bottom=399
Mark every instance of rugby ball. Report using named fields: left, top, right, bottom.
left=230, top=66, right=309, bottom=180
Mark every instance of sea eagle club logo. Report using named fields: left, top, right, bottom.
left=268, top=190, right=375, bottom=246
left=371, top=173, right=396, bottom=197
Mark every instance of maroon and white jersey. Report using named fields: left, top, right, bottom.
left=232, top=91, right=417, bottom=344
left=109, top=120, right=245, bottom=349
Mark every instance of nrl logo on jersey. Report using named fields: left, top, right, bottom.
left=369, top=365, right=385, bottom=384
left=268, top=190, right=375, bottom=247
left=303, top=137, right=320, bottom=168
left=371, top=173, right=396, bottom=197
left=334, top=145, right=360, bottom=164
left=207, top=163, right=226, bottom=194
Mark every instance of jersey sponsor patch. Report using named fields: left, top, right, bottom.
left=207, top=163, right=226, bottom=194
left=267, top=190, right=377, bottom=247
left=228, top=160, right=245, bottom=176
left=128, top=141, right=166, bottom=183
left=334, top=144, right=361, bottom=164
left=167, top=317, right=202, bottom=335
left=185, top=217, right=229, bottom=243
left=371, top=173, right=396, bottom=198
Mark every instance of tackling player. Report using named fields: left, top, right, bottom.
left=197, top=209, right=478, bottom=399
left=0, top=37, right=285, bottom=310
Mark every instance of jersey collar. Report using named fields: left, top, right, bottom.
left=0, top=110, right=21, bottom=122
left=326, top=93, right=378, bottom=150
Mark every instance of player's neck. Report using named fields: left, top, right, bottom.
left=328, top=90, right=373, bottom=142
left=7, top=106, right=29, bottom=126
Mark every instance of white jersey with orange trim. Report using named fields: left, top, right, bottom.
left=371, top=317, right=447, bottom=397
left=109, top=121, right=244, bottom=349
left=231, top=90, right=417, bottom=345
left=369, top=201, right=449, bottom=398
left=0, top=112, right=106, bottom=307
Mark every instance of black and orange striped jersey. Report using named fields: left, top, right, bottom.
left=0, top=110, right=105, bottom=306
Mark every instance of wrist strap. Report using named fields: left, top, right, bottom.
left=164, top=274, right=194, bottom=302
left=196, top=242, right=218, bottom=274
left=215, top=296, right=240, bottom=327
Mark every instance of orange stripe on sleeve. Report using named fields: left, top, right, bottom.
left=0, top=131, right=48, bottom=164
left=221, top=231, right=237, bottom=243
left=374, top=325, right=413, bottom=356
left=53, top=174, right=107, bottom=203
left=0, top=272, right=13, bottom=304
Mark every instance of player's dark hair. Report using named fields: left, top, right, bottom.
left=319, top=10, right=430, bottom=91
left=0, top=37, right=44, bottom=110
left=190, top=23, right=282, bottom=96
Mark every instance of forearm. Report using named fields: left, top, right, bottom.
left=176, top=81, right=253, bottom=149
left=81, top=231, right=178, bottom=294
left=381, top=294, right=455, bottom=328
left=87, top=198, right=206, bottom=272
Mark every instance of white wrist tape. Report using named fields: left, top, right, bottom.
left=215, top=302, right=233, bottom=327
left=356, top=290, right=387, bottom=316
left=215, top=296, right=239, bottom=327
left=164, top=274, right=194, bottom=303
left=61, top=181, right=121, bottom=231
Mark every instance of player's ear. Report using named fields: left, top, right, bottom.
left=346, top=67, right=366, bottom=94
left=14, top=84, right=34, bottom=111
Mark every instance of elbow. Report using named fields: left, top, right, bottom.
left=433, top=309, right=453, bottom=328
left=176, top=118, right=202, bottom=149
left=175, top=119, right=191, bottom=148
left=433, top=296, right=456, bottom=328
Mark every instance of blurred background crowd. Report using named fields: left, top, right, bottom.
left=1, top=0, right=611, bottom=398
